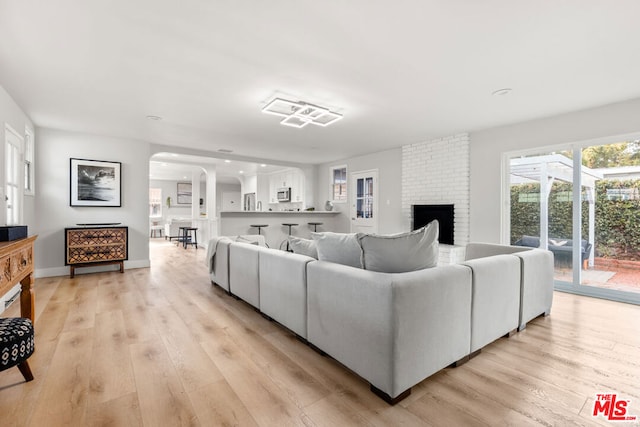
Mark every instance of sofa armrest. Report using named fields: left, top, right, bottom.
left=463, top=254, right=521, bottom=352
left=259, top=250, right=316, bottom=338
left=514, top=249, right=554, bottom=329
left=465, top=242, right=530, bottom=261
left=229, top=242, right=270, bottom=308
left=307, top=261, right=472, bottom=399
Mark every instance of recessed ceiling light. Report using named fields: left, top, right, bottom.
left=260, top=164, right=266, bottom=167
left=146, top=115, right=162, bottom=121
left=239, top=170, right=244, bottom=174
left=224, top=160, right=231, bottom=163
left=492, top=88, right=512, bottom=96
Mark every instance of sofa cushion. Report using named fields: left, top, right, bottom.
left=288, top=236, right=318, bottom=259
left=311, top=232, right=362, bottom=268
left=357, top=221, right=439, bottom=273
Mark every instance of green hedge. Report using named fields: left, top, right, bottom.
left=510, top=179, right=640, bottom=260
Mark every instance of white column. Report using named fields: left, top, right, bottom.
left=205, top=165, right=218, bottom=238
left=191, top=170, right=201, bottom=223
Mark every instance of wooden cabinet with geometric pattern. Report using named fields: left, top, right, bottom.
left=0, top=235, right=36, bottom=322
left=65, top=226, right=128, bottom=278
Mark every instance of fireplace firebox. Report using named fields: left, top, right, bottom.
left=412, top=204, right=454, bottom=245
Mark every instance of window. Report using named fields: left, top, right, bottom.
left=330, top=165, right=347, bottom=202
left=149, top=188, right=162, bottom=217
left=24, top=127, right=34, bottom=195
left=5, top=126, right=23, bottom=225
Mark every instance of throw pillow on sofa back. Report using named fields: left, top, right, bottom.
left=311, top=232, right=362, bottom=268
left=288, top=236, right=318, bottom=259
left=357, top=220, right=439, bottom=273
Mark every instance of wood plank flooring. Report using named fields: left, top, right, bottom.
left=1, top=239, right=639, bottom=426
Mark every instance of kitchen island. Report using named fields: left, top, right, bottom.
left=219, top=210, right=342, bottom=249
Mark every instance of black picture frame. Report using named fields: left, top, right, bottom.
left=70, top=158, right=122, bottom=207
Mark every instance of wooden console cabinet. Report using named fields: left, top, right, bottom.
left=0, top=235, right=36, bottom=322
left=65, top=226, right=128, bottom=278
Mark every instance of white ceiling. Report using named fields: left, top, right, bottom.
left=149, top=152, right=287, bottom=183
left=2, top=1, right=640, bottom=165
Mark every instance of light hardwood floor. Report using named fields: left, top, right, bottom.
left=1, top=239, right=639, bottom=426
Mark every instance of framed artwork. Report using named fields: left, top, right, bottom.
left=177, top=182, right=192, bottom=204
left=70, top=158, right=121, bottom=207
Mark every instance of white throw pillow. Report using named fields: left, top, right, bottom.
left=357, top=220, right=439, bottom=273
left=288, top=236, right=318, bottom=259
left=311, top=232, right=362, bottom=268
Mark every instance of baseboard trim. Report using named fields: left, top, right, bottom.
left=35, top=259, right=150, bottom=278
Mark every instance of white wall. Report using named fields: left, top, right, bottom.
left=35, top=128, right=151, bottom=277
left=470, top=97, right=640, bottom=244
left=0, top=85, right=35, bottom=227
left=317, top=147, right=403, bottom=234
left=216, top=183, right=241, bottom=212
left=402, top=134, right=470, bottom=245
left=149, top=179, right=193, bottom=222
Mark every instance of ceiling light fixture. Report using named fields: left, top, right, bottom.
left=262, top=98, right=342, bottom=128
left=224, top=160, right=231, bottom=163
left=492, top=88, right=512, bottom=96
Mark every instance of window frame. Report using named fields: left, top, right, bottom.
left=329, top=165, right=348, bottom=203
left=24, top=126, right=34, bottom=196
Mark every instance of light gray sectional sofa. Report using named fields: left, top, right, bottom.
left=205, top=233, right=554, bottom=404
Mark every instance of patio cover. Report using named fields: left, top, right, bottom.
left=510, top=154, right=603, bottom=267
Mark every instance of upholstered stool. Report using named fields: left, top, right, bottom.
left=0, top=317, right=35, bottom=382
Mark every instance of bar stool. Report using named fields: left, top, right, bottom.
left=308, top=222, right=323, bottom=232
left=177, top=227, right=198, bottom=249
left=177, top=226, right=188, bottom=247
left=250, top=224, right=268, bottom=235
left=282, top=223, right=298, bottom=251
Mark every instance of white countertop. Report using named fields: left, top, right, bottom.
left=220, top=210, right=339, bottom=215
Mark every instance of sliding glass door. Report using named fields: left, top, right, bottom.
left=506, top=140, right=640, bottom=304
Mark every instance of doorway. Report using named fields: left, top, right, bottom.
left=350, top=169, right=378, bottom=234
left=506, top=139, right=640, bottom=304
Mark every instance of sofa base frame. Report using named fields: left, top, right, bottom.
left=370, top=385, right=411, bottom=405
left=504, top=328, right=517, bottom=338
left=449, top=349, right=482, bottom=368
left=518, top=310, right=551, bottom=331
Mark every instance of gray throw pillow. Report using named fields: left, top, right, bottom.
left=357, top=220, right=439, bottom=273
left=288, top=236, right=318, bottom=259
left=311, top=232, right=362, bottom=268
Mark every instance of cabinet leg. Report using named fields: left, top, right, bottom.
left=20, top=274, right=35, bottom=324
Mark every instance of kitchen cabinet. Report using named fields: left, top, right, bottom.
left=268, top=169, right=305, bottom=204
